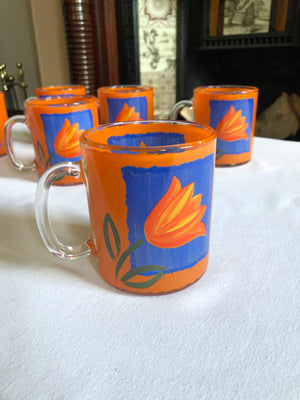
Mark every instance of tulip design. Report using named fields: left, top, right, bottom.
left=216, top=105, right=248, bottom=141
left=115, top=103, right=142, bottom=122
left=54, top=119, right=83, bottom=158
left=144, top=176, right=206, bottom=248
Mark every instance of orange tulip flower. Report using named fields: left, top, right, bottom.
left=115, top=103, right=141, bottom=122
left=54, top=119, right=84, bottom=158
left=216, top=105, right=248, bottom=141
left=144, top=176, right=206, bottom=248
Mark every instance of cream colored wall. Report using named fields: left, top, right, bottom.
left=0, top=0, right=41, bottom=98
left=30, top=0, right=70, bottom=87
left=0, top=0, right=70, bottom=101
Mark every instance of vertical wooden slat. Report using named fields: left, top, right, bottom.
left=115, top=0, right=140, bottom=84
left=62, top=0, right=97, bottom=94
left=62, top=0, right=120, bottom=94
left=94, top=0, right=119, bottom=86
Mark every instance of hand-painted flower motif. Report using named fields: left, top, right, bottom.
left=54, top=119, right=84, bottom=158
left=144, top=176, right=206, bottom=248
left=115, top=103, right=142, bottom=122
left=216, top=105, right=248, bottom=141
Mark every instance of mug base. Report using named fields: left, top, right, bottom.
left=216, top=151, right=252, bottom=167
left=216, top=159, right=250, bottom=167
left=99, top=254, right=209, bottom=295
left=114, top=271, right=207, bottom=296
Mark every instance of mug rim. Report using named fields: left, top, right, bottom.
left=80, top=120, right=216, bottom=152
left=194, top=85, right=259, bottom=95
left=36, top=84, right=86, bottom=92
left=25, top=95, right=97, bottom=107
left=97, top=85, right=153, bottom=93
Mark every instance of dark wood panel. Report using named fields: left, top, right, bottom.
left=62, top=0, right=120, bottom=95
left=115, top=0, right=140, bottom=84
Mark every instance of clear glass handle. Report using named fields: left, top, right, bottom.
left=4, top=115, right=36, bottom=171
left=170, top=100, right=193, bottom=120
left=35, top=162, right=91, bottom=260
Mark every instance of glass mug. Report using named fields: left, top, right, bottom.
left=35, top=84, right=86, bottom=98
left=35, top=120, right=216, bottom=295
left=97, top=85, right=154, bottom=124
left=5, top=96, right=99, bottom=185
left=0, top=91, right=8, bottom=156
left=171, top=85, right=259, bottom=166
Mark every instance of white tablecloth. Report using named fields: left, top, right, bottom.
left=0, top=137, right=299, bottom=400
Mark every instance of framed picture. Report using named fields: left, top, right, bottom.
left=209, top=0, right=292, bottom=36
left=222, top=0, right=273, bottom=35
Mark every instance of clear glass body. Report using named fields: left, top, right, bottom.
left=35, top=120, right=217, bottom=294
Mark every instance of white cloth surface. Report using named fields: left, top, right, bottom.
left=0, top=137, right=299, bottom=400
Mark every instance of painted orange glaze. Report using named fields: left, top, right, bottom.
left=193, top=86, right=258, bottom=166
left=80, top=120, right=216, bottom=294
left=0, top=91, right=8, bottom=156
left=25, top=96, right=99, bottom=185
left=97, top=85, right=153, bottom=124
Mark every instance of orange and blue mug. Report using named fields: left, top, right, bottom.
left=5, top=96, right=99, bottom=185
left=35, top=120, right=216, bottom=294
left=35, top=84, right=86, bottom=99
left=97, top=85, right=154, bottom=124
left=0, top=91, right=8, bottom=156
left=171, top=85, right=259, bottom=166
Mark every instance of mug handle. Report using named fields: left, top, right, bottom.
left=170, top=100, right=193, bottom=120
left=4, top=115, right=36, bottom=171
left=35, top=162, right=91, bottom=260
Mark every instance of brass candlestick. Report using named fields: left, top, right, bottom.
left=0, top=61, right=28, bottom=115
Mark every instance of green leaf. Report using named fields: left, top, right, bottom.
left=115, top=239, right=143, bottom=280
left=54, top=171, right=68, bottom=182
left=36, top=141, right=45, bottom=165
left=216, top=149, right=225, bottom=160
left=121, top=265, right=168, bottom=282
left=103, top=213, right=121, bottom=260
left=45, top=153, right=55, bottom=170
left=123, top=272, right=164, bottom=289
